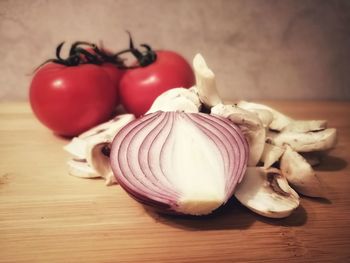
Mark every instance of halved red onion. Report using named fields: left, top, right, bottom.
left=110, top=111, right=249, bottom=216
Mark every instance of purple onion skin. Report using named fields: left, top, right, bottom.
left=110, top=111, right=249, bottom=216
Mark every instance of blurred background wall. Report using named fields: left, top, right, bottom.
left=0, top=0, right=349, bottom=101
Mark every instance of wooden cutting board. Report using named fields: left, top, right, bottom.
left=1, top=101, right=349, bottom=263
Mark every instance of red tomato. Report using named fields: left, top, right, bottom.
left=119, top=51, right=195, bottom=116
left=101, top=63, right=124, bottom=104
left=82, top=48, right=124, bottom=104
left=29, top=63, right=118, bottom=137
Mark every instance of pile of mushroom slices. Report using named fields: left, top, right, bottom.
left=64, top=53, right=337, bottom=218
left=64, top=114, right=135, bottom=185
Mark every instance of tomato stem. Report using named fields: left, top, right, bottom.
left=126, top=31, right=157, bottom=67
left=34, top=33, right=157, bottom=71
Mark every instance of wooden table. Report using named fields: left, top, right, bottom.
left=1, top=101, right=349, bottom=263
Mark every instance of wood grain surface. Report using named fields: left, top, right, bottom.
left=0, top=101, right=349, bottom=263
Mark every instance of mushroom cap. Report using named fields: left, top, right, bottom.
left=235, top=167, right=300, bottom=218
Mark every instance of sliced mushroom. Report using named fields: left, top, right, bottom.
left=254, top=109, right=274, bottom=128
left=67, top=159, right=99, bottom=178
left=267, top=128, right=337, bottom=152
left=238, top=101, right=327, bottom=132
left=63, top=137, right=88, bottom=160
left=146, top=87, right=201, bottom=114
left=244, top=128, right=266, bottom=167
left=235, top=167, right=300, bottom=218
left=86, top=140, right=116, bottom=186
left=238, top=101, right=291, bottom=131
left=64, top=114, right=135, bottom=185
left=283, top=120, right=327, bottom=133
left=280, top=145, right=324, bottom=198
left=64, top=114, right=134, bottom=159
left=260, top=143, right=285, bottom=168
left=79, top=114, right=133, bottom=139
left=189, top=85, right=199, bottom=96
left=211, top=103, right=265, bottom=166
left=193, top=53, right=221, bottom=107
left=90, top=114, right=135, bottom=141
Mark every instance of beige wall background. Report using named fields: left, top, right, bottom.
left=0, top=0, right=349, bottom=101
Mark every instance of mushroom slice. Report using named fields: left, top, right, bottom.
left=84, top=114, right=135, bottom=141
left=86, top=140, right=116, bottom=186
left=280, top=145, right=324, bottom=198
left=254, top=109, right=273, bottom=128
left=283, top=120, right=327, bottom=133
left=211, top=104, right=263, bottom=130
left=64, top=114, right=135, bottom=184
left=63, top=137, right=87, bottom=159
left=235, top=167, right=300, bottom=218
left=189, top=85, right=199, bottom=96
left=267, top=128, right=337, bottom=152
left=67, top=159, right=99, bottom=178
left=78, top=114, right=134, bottom=139
left=146, top=87, right=201, bottom=114
left=82, top=114, right=135, bottom=185
left=260, top=143, right=285, bottom=168
left=237, top=101, right=291, bottom=131
left=193, top=53, right=221, bottom=107
left=211, top=103, right=265, bottom=166
left=237, top=101, right=327, bottom=132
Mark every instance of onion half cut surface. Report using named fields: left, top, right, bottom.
left=110, top=111, right=249, bottom=216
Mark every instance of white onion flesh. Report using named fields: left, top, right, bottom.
left=110, top=111, right=249, bottom=216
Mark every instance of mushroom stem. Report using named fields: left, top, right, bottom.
left=193, top=54, right=221, bottom=108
